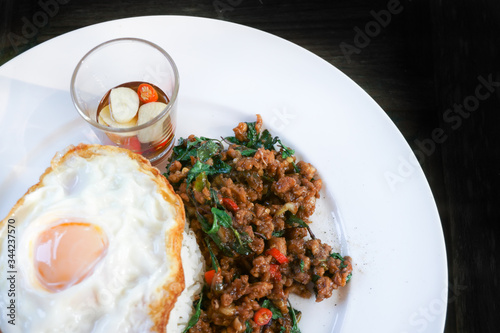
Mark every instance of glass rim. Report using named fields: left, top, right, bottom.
left=70, top=37, right=180, bottom=133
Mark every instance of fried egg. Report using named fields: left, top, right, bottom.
left=0, top=144, right=185, bottom=333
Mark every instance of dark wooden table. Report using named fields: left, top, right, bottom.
left=1, top=0, right=499, bottom=332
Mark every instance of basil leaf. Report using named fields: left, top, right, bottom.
left=186, top=161, right=212, bottom=184
left=277, top=137, right=300, bottom=173
left=197, top=140, right=220, bottom=162
left=272, top=230, right=285, bottom=237
left=195, top=211, right=210, bottom=232
left=246, top=122, right=258, bottom=147
left=245, top=321, right=253, bottom=333
left=287, top=214, right=309, bottom=228
left=196, top=208, right=225, bottom=250
left=260, top=129, right=275, bottom=150
left=172, top=137, right=186, bottom=157
left=288, top=302, right=301, bottom=333
left=330, top=252, right=347, bottom=266
left=346, top=273, right=352, bottom=283
left=174, top=137, right=202, bottom=161
left=287, top=213, right=316, bottom=239
left=207, top=210, right=223, bottom=234
left=224, top=136, right=243, bottom=145
left=330, top=252, right=343, bottom=260
left=205, top=237, right=219, bottom=272
left=300, top=259, right=305, bottom=272
left=212, top=208, right=252, bottom=255
left=193, top=172, right=210, bottom=192
left=182, top=290, right=203, bottom=333
left=205, top=208, right=231, bottom=252
left=276, top=138, right=295, bottom=159
left=231, top=230, right=252, bottom=255
left=240, top=148, right=257, bottom=156
left=330, top=252, right=350, bottom=270
left=211, top=207, right=233, bottom=228
left=261, top=299, right=283, bottom=320
left=210, top=188, right=221, bottom=207
left=211, top=155, right=232, bottom=174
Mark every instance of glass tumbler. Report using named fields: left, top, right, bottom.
left=70, top=37, right=179, bottom=164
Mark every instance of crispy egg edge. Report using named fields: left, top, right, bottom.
left=0, top=143, right=186, bottom=333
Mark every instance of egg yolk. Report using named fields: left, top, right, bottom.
left=34, top=222, right=108, bottom=292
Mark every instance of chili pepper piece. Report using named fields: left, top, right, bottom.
left=254, top=308, right=273, bottom=326
left=269, top=264, right=282, bottom=281
left=222, top=197, right=239, bottom=212
left=122, top=136, right=141, bottom=152
left=266, top=248, right=289, bottom=264
left=204, top=269, right=216, bottom=286
left=137, top=83, right=159, bottom=104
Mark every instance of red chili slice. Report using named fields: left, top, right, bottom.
left=122, top=137, right=141, bottom=152
left=222, top=198, right=239, bottom=212
left=269, top=264, right=282, bottom=281
left=254, top=308, right=273, bottom=326
left=137, top=83, right=158, bottom=103
left=266, top=248, right=289, bottom=264
left=204, top=269, right=216, bottom=285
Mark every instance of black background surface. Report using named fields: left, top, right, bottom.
left=1, top=0, right=499, bottom=332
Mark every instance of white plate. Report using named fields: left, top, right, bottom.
left=0, top=16, right=447, bottom=332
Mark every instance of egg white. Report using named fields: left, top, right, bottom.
left=0, top=149, right=179, bottom=333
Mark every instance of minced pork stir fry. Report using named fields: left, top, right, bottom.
left=165, top=115, right=352, bottom=333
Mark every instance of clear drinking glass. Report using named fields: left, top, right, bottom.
left=70, top=38, right=179, bottom=164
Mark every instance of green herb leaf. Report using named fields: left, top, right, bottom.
left=171, top=137, right=187, bottom=158
left=231, top=230, right=252, bottom=255
left=197, top=140, right=220, bottom=162
left=224, top=136, right=243, bottom=145
left=277, top=138, right=295, bottom=159
left=211, top=155, right=232, bottom=174
left=245, top=321, right=253, bottom=333
left=330, top=252, right=350, bottom=271
left=186, top=161, right=212, bottom=184
left=193, top=172, right=210, bottom=192
left=199, top=209, right=225, bottom=250
left=312, top=274, right=320, bottom=282
left=194, top=204, right=231, bottom=255
left=287, top=214, right=309, bottom=229
left=174, top=137, right=202, bottom=161
left=212, top=208, right=252, bottom=255
left=205, top=237, right=219, bottom=273
left=346, top=273, right=352, bottom=283
left=246, top=122, right=258, bottom=147
left=285, top=213, right=316, bottom=239
left=182, top=289, right=203, bottom=333
left=300, top=259, right=305, bottom=272
left=195, top=211, right=210, bottom=231
left=211, top=207, right=233, bottom=228
left=288, top=301, right=301, bottom=333
left=186, top=157, right=231, bottom=185
left=210, top=188, right=221, bottom=207
left=261, top=299, right=283, bottom=320
left=240, top=148, right=258, bottom=156
left=330, top=252, right=343, bottom=260
left=272, top=230, right=285, bottom=237
left=260, top=129, right=275, bottom=150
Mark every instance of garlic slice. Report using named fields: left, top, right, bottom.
left=98, top=105, right=137, bottom=128
left=109, top=87, right=140, bottom=123
left=137, top=102, right=167, bottom=143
